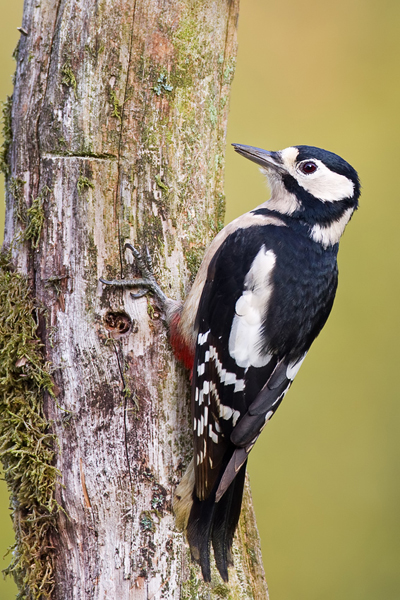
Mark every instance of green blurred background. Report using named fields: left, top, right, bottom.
left=1, top=1, right=399, bottom=598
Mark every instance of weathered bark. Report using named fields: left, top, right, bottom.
left=3, top=0, right=269, bottom=598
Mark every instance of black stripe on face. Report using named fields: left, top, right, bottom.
left=281, top=172, right=358, bottom=225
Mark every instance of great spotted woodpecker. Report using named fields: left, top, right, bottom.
left=100, top=144, right=360, bottom=582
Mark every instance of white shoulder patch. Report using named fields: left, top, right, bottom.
left=228, top=246, right=276, bottom=369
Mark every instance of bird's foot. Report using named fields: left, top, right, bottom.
left=100, top=243, right=167, bottom=305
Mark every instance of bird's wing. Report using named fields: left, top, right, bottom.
left=192, top=224, right=307, bottom=501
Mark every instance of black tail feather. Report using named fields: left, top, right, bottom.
left=211, top=461, right=247, bottom=581
left=187, top=493, right=216, bottom=581
left=186, top=461, right=248, bottom=582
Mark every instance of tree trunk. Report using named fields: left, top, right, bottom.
left=2, top=0, right=269, bottom=598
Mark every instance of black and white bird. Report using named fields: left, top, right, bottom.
left=100, top=143, right=360, bottom=583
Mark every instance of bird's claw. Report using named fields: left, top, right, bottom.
left=124, top=243, right=152, bottom=279
left=100, top=243, right=167, bottom=305
left=130, top=288, right=148, bottom=299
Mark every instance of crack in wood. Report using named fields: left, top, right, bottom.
left=79, top=458, right=92, bottom=509
left=42, top=153, right=117, bottom=161
left=36, top=0, right=64, bottom=195
left=112, top=339, right=134, bottom=492
left=114, top=0, right=139, bottom=278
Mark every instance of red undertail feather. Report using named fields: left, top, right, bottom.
left=169, top=312, right=195, bottom=372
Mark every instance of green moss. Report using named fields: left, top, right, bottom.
left=9, top=177, right=27, bottom=224
left=212, top=583, right=231, bottom=598
left=24, top=187, right=51, bottom=249
left=24, top=199, right=44, bottom=248
left=0, top=250, right=58, bottom=600
left=122, top=384, right=131, bottom=401
left=61, top=60, right=77, bottom=98
left=85, top=43, right=105, bottom=60
left=44, top=275, right=67, bottom=297
left=0, top=95, right=13, bottom=177
left=110, top=89, right=122, bottom=123
left=77, top=175, right=94, bottom=195
left=154, top=174, right=169, bottom=193
left=147, top=299, right=155, bottom=319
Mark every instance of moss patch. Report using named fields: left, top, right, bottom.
left=0, top=250, right=58, bottom=600
left=61, top=60, right=77, bottom=98
left=0, top=95, right=12, bottom=177
left=9, top=177, right=27, bottom=224
left=109, top=89, right=122, bottom=123
left=77, top=175, right=94, bottom=195
left=24, top=187, right=51, bottom=249
left=154, top=174, right=168, bottom=193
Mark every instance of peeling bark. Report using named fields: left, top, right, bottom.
left=4, top=0, right=269, bottom=598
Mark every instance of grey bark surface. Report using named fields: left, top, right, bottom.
left=4, top=0, right=269, bottom=598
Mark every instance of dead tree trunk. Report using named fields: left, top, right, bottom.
left=1, top=0, right=269, bottom=598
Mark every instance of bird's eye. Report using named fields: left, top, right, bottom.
left=299, top=161, right=318, bottom=175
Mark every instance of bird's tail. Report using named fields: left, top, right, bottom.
left=174, top=458, right=247, bottom=582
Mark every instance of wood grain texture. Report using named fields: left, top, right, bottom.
left=4, top=0, right=269, bottom=597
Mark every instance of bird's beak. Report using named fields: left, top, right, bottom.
left=232, top=144, right=285, bottom=172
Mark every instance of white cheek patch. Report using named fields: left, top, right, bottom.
left=296, top=160, right=354, bottom=202
left=229, top=246, right=276, bottom=369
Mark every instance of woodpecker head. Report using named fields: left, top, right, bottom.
left=233, top=144, right=360, bottom=242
